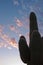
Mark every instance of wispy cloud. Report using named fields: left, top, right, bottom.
left=0, top=33, right=10, bottom=44
left=7, top=46, right=12, bottom=50
left=9, top=25, right=16, bottom=31
left=0, top=42, right=4, bottom=48
left=0, top=42, right=12, bottom=50
left=9, top=24, right=20, bottom=34
left=19, top=34, right=22, bottom=37
left=13, top=0, right=19, bottom=6
left=10, top=38, right=18, bottom=49
left=0, top=32, right=18, bottom=49
left=21, top=16, right=29, bottom=29
left=16, top=18, right=23, bottom=27
left=14, top=16, right=29, bottom=30
left=24, top=18, right=29, bottom=29
left=4, top=43, right=8, bottom=48
left=21, top=0, right=27, bottom=10
left=29, top=6, right=34, bottom=11
left=0, top=25, right=4, bottom=33
left=0, top=42, right=8, bottom=48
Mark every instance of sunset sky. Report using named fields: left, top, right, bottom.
left=0, top=0, right=43, bottom=65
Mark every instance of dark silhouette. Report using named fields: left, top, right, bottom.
left=30, top=12, right=38, bottom=39
left=18, top=12, right=42, bottom=65
left=19, top=36, right=30, bottom=64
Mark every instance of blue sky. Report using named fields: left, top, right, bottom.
left=0, top=0, right=43, bottom=65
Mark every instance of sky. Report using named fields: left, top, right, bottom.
left=0, top=0, right=43, bottom=65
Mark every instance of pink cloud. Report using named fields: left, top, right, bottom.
left=0, top=32, right=18, bottom=49
left=0, top=42, right=7, bottom=48
left=0, top=34, right=10, bottom=44
left=14, top=16, right=29, bottom=30
left=10, top=38, right=18, bottom=49
left=16, top=19, right=23, bottom=27
left=0, top=42, right=12, bottom=50
left=21, top=17, right=29, bottom=29
left=0, top=25, right=4, bottom=33
left=0, top=42, right=4, bottom=48
left=9, top=25, right=20, bottom=34
left=9, top=25, right=16, bottom=31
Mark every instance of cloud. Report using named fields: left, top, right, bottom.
left=9, top=25, right=16, bottom=31
left=7, top=46, right=12, bottom=50
left=13, top=0, right=19, bottom=6
left=19, top=34, right=22, bottom=37
left=0, top=42, right=4, bottom=48
left=4, top=43, right=8, bottom=48
left=0, top=25, right=4, bottom=33
left=21, top=0, right=27, bottom=10
left=9, top=25, right=20, bottom=34
left=0, top=42, right=12, bottom=50
left=10, top=38, right=18, bottom=49
left=16, top=19, right=23, bottom=27
left=20, top=16, right=29, bottom=29
left=0, top=42, right=13, bottom=50
left=24, top=18, right=29, bottom=29
left=0, top=42, right=7, bottom=48
left=0, top=32, right=18, bottom=49
left=0, top=33, right=10, bottom=44
left=29, top=6, right=34, bottom=11
left=14, top=16, right=29, bottom=30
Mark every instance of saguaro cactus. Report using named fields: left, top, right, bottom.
left=18, top=12, right=42, bottom=65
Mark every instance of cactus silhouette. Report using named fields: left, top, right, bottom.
left=18, top=12, right=42, bottom=65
